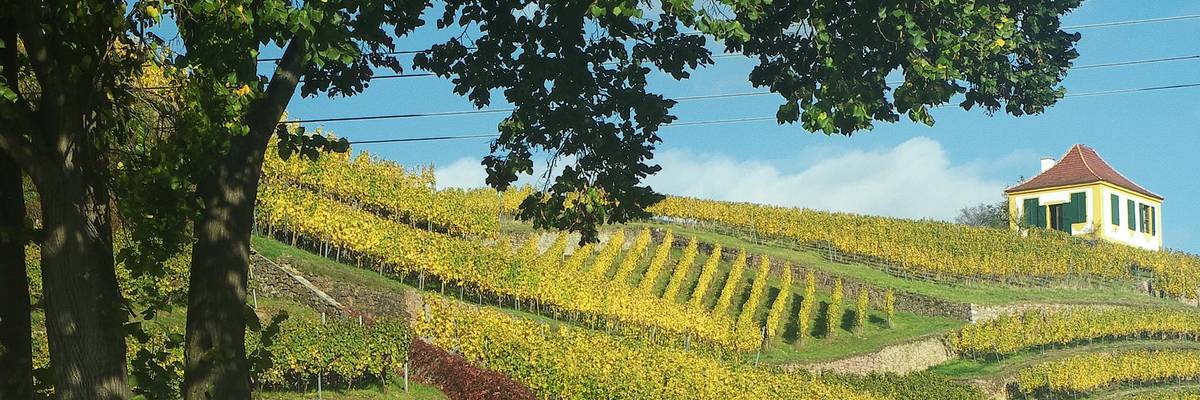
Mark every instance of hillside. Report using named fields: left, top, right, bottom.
left=226, top=146, right=1200, bottom=399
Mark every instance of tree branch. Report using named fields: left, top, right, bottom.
left=248, top=34, right=308, bottom=139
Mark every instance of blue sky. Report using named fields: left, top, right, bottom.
left=272, top=1, right=1200, bottom=252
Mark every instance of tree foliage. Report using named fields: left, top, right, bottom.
left=414, top=1, right=713, bottom=242
left=955, top=200, right=1009, bottom=229
left=419, top=0, right=1080, bottom=242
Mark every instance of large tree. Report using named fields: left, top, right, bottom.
left=163, top=0, right=714, bottom=396
left=416, top=0, right=1080, bottom=241
left=165, top=1, right=425, bottom=397
left=0, top=1, right=159, bottom=398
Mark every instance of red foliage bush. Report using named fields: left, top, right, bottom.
left=408, top=339, right=534, bottom=400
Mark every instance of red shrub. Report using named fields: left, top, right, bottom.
left=408, top=339, right=534, bottom=400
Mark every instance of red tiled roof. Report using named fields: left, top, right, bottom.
left=1005, top=144, right=1163, bottom=200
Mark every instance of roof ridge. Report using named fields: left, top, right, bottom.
left=1075, top=144, right=1103, bottom=181
left=1005, top=144, right=1163, bottom=200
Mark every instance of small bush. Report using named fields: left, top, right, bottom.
left=408, top=339, right=534, bottom=400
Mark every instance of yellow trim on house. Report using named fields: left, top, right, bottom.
left=1005, top=181, right=1163, bottom=249
left=1007, top=181, right=1162, bottom=202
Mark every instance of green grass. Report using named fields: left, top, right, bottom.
left=629, top=221, right=1182, bottom=308
left=255, top=380, right=445, bottom=400
left=253, top=235, right=413, bottom=294
left=604, top=228, right=966, bottom=363
left=929, top=340, right=1200, bottom=380
left=760, top=310, right=961, bottom=364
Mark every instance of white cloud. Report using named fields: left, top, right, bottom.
left=434, top=158, right=488, bottom=190
left=434, top=137, right=1007, bottom=221
left=434, top=154, right=574, bottom=191
left=645, top=137, right=1007, bottom=220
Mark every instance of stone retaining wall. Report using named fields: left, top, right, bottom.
left=249, top=252, right=347, bottom=318
left=299, top=266, right=414, bottom=320
left=788, top=336, right=954, bottom=375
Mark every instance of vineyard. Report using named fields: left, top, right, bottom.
left=261, top=144, right=528, bottom=237
left=17, top=142, right=1173, bottom=398
left=1017, top=350, right=1200, bottom=397
left=255, top=183, right=761, bottom=353
left=233, top=142, right=1200, bottom=399
left=257, top=148, right=948, bottom=360
left=415, top=296, right=878, bottom=400
left=650, top=197, right=1200, bottom=298
left=950, top=307, right=1200, bottom=357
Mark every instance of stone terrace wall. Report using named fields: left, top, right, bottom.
left=788, top=336, right=954, bottom=375
left=249, top=252, right=347, bottom=318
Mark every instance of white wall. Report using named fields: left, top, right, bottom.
left=1101, top=187, right=1161, bottom=251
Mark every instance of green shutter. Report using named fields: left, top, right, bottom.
left=1023, top=198, right=1039, bottom=228
left=1069, top=192, right=1087, bottom=224
left=1127, top=199, right=1136, bottom=230
left=1110, top=194, right=1120, bottom=226
left=1035, top=204, right=1047, bottom=229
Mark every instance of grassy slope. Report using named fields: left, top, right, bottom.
left=253, top=232, right=963, bottom=364
left=629, top=221, right=1181, bottom=308
left=639, top=243, right=962, bottom=363
left=253, top=236, right=412, bottom=294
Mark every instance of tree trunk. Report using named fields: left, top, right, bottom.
left=182, top=132, right=267, bottom=399
left=182, top=35, right=306, bottom=400
left=37, top=150, right=130, bottom=400
left=0, top=152, right=32, bottom=399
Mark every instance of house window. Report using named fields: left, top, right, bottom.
left=1139, top=204, right=1152, bottom=234
left=1138, top=204, right=1157, bottom=236
left=1151, top=207, right=1157, bottom=236
left=1110, top=194, right=1120, bottom=226
left=1049, top=204, right=1067, bottom=233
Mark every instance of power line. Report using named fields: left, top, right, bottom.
left=345, top=81, right=1200, bottom=145
left=281, top=108, right=512, bottom=124
left=282, top=53, right=1200, bottom=125
left=350, top=133, right=499, bottom=144
left=256, top=49, right=434, bottom=63
left=1063, top=82, right=1200, bottom=98
left=1072, top=54, right=1200, bottom=70
left=1063, top=14, right=1200, bottom=30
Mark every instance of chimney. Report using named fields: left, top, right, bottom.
left=1040, top=157, right=1056, bottom=173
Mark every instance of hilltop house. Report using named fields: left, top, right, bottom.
left=1005, top=144, right=1163, bottom=251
